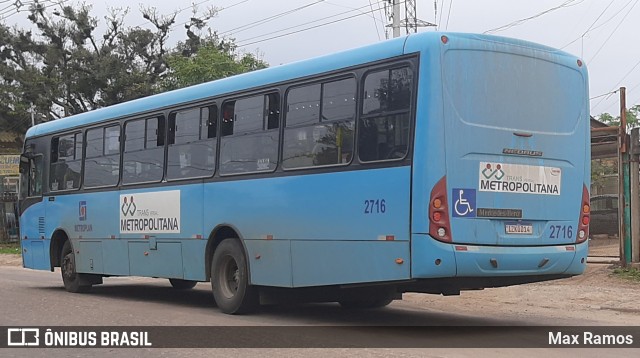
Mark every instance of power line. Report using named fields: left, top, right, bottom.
left=0, top=0, right=67, bottom=20
left=444, top=0, right=453, bottom=31
left=436, top=0, right=445, bottom=30
left=582, top=0, right=636, bottom=33
left=234, top=2, right=384, bottom=44
left=323, top=0, right=386, bottom=37
left=0, top=0, right=34, bottom=17
left=368, top=0, right=382, bottom=40
left=134, top=0, right=215, bottom=28
left=235, top=4, right=387, bottom=48
left=628, top=80, right=640, bottom=95
left=592, top=56, right=640, bottom=112
left=560, top=0, right=616, bottom=50
left=587, top=0, right=639, bottom=63
left=218, top=0, right=325, bottom=37
left=484, top=0, right=582, bottom=34
left=168, top=0, right=249, bottom=31
left=590, top=90, right=618, bottom=101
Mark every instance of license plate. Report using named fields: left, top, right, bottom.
left=505, top=222, right=533, bottom=234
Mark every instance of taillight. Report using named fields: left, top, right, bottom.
left=429, top=176, right=452, bottom=242
left=577, top=184, right=590, bottom=243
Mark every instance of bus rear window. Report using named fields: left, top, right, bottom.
left=443, top=50, right=584, bottom=134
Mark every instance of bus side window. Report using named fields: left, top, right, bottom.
left=219, top=94, right=279, bottom=175
left=84, top=126, right=120, bottom=188
left=221, top=102, right=235, bottom=137
left=50, top=133, right=81, bottom=191
left=283, top=78, right=355, bottom=169
left=29, top=156, right=43, bottom=197
left=166, top=105, right=217, bottom=180
left=265, top=93, right=280, bottom=130
left=358, top=67, right=413, bottom=162
left=122, top=116, right=165, bottom=184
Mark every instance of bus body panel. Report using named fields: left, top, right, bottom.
left=22, top=165, right=413, bottom=288
left=565, top=241, right=589, bottom=275
left=406, top=33, right=589, bottom=278
left=19, top=204, right=49, bottom=270
left=204, top=167, right=412, bottom=287
left=404, top=34, right=447, bottom=236
left=101, top=239, right=130, bottom=276
left=128, top=241, right=183, bottom=278
left=410, top=234, right=457, bottom=278
left=440, top=34, right=589, bottom=247
left=453, top=244, right=575, bottom=276
left=290, top=240, right=410, bottom=287
left=244, top=239, right=293, bottom=287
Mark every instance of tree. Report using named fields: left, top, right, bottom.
left=0, top=2, right=176, bottom=125
left=161, top=43, right=267, bottom=91
left=591, top=157, right=617, bottom=190
left=591, top=105, right=640, bottom=192
left=160, top=11, right=267, bottom=92
left=0, top=1, right=267, bottom=138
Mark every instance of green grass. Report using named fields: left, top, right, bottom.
left=0, top=243, right=20, bottom=255
left=612, top=267, right=640, bottom=283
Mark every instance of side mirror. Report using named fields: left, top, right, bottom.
left=19, top=155, right=30, bottom=174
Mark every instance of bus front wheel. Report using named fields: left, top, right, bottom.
left=60, top=240, right=91, bottom=293
left=210, top=239, right=259, bottom=314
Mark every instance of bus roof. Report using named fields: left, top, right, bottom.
left=25, top=31, right=577, bottom=139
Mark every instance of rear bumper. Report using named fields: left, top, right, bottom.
left=411, top=233, right=588, bottom=279
left=453, top=241, right=587, bottom=276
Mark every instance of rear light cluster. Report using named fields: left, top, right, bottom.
left=577, top=184, right=590, bottom=243
left=429, top=176, right=452, bottom=242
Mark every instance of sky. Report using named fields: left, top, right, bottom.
left=1, top=0, right=639, bottom=118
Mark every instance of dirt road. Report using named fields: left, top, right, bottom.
left=404, top=264, right=640, bottom=325
left=2, top=250, right=638, bottom=327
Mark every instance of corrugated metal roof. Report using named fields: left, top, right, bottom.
left=0, top=131, right=20, bottom=143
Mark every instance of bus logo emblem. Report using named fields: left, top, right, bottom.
left=482, top=163, right=504, bottom=180
left=121, top=196, right=137, bottom=217
left=79, top=201, right=87, bottom=221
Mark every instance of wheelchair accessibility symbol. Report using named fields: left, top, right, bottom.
left=452, top=188, right=476, bottom=218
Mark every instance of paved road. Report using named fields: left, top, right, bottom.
left=0, top=266, right=637, bottom=357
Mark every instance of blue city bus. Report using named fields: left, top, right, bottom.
left=18, top=32, right=590, bottom=314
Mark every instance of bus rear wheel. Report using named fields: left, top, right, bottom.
left=60, top=240, right=91, bottom=293
left=169, top=279, right=197, bottom=290
left=211, top=239, right=258, bottom=314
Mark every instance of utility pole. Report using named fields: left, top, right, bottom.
left=618, top=87, right=632, bottom=264
left=630, top=127, right=639, bottom=265
left=28, top=102, right=35, bottom=127
left=403, top=0, right=436, bottom=34
left=386, top=0, right=435, bottom=38
left=392, top=0, right=401, bottom=38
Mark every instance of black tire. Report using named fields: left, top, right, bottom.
left=339, top=297, right=394, bottom=309
left=211, top=239, right=259, bottom=314
left=60, top=240, right=91, bottom=293
left=169, top=279, right=197, bottom=290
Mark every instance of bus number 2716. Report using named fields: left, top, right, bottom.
left=364, top=199, right=386, bottom=214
